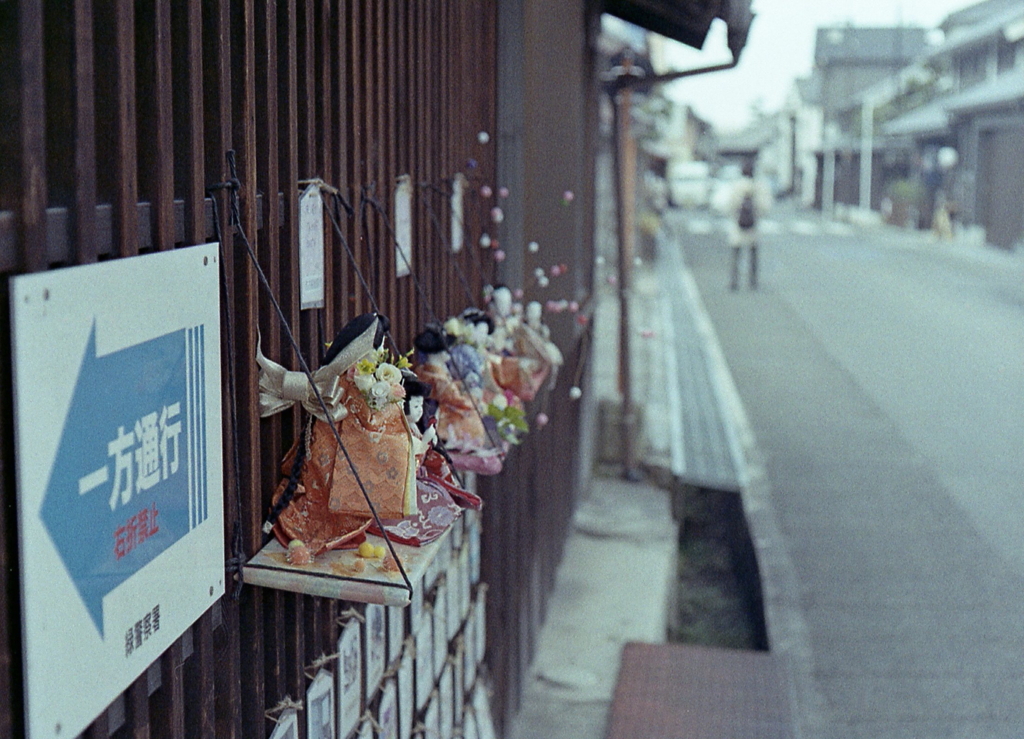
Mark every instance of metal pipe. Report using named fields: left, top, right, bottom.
left=607, top=53, right=739, bottom=481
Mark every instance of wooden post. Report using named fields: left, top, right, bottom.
left=612, top=78, right=641, bottom=480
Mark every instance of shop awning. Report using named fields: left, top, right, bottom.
left=604, top=0, right=754, bottom=57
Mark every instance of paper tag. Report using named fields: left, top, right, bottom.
left=398, top=650, right=414, bottom=739
left=453, top=640, right=465, bottom=723
left=458, top=546, right=472, bottom=624
left=336, top=618, right=362, bottom=739
left=474, top=588, right=486, bottom=670
left=463, top=709, right=479, bottom=739
left=415, top=613, right=433, bottom=711
left=424, top=693, right=440, bottom=739
left=378, top=678, right=398, bottom=739
left=439, top=662, right=454, bottom=739
left=463, top=609, right=476, bottom=690
left=365, top=604, right=386, bottom=701
left=451, top=173, right=466, bottom=253
left=394, top=175, right=413, bottom=278
left=299, top=183, right=325, bottom=309
left=473, top=682, right=496, bottom=739
left=388, top=605, right=405, bottom=666
left=410, top=575, right=424, bottom=634
left=306, top=669, right=334, bottom=739
left=432, top=581, right=448, bottom=680
left=468, top=513, right=481, bottom=584
left=269, top=709, right=299, bottom=739
left=445, top=563, right=461, bottom=641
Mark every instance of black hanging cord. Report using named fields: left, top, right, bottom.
left=419, top=181, right=476, bottom=306
left=212, top=152, right=414, bottom=596
left=260, top=418, right=308, bottom=546
left=207, top=183, right=248, bottom=600
left=359, top=187, right=507, bottom=457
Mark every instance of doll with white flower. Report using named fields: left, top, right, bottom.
left=256, top=313, right=418, bottom=558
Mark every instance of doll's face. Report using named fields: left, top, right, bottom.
left=471, top=321, right=490, bottom=345
left=493, top=287, right=512, bottom=317
left=406, top=395, right=425, bottom=424
left=526, top=301, right=542, bottom=324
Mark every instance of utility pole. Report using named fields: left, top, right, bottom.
left=611, top=60, right=642, bottom=481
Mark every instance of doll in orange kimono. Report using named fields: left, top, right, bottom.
left=367, top=376, right=482, bottom=545
left=256, top=313, right=418, bottom=557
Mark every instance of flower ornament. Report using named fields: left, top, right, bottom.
left=349, top=350, right=410, bottom=411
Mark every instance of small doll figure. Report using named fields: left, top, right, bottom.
left=413, top=325, right=503, bottom=475
left=514, top=300, right=564, bottom=391
left=487, top=286, right=552, bottom=402
left=257, top=313, right=418, bottom=557
left=447, top=308, right=529, bottom=446
left=367, top=376, right=482, bottom=546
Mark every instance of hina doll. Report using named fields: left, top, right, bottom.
left=256, top=313, right=418, bottom=557
left=413, top=325, right=503, bottom=475
left=367, top=376, right=482, bottom=546
left=447, top=307, right=529, bottom=445
left=514, top=300, right=564, bottom=390
left=487, top=285, right=550, bottom=402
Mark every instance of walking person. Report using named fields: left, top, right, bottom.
left=727, top=159, right=771, bottom=290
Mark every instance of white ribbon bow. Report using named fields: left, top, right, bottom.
left=255, top=317, right=380, bottom=422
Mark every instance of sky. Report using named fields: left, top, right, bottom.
left=658, top=0, right=982, bottom=132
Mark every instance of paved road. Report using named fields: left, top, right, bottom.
left=669, top=206, right=1024, bottom=737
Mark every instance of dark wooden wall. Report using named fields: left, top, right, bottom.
left=0, top=2, right=592, bottom=737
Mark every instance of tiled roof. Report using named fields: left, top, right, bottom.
left=815, top=26, right=928, bottom=67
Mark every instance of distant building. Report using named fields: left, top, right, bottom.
left=882, top=0, right=1024, bottom=248
left=811, top=25, right=930, bottom=213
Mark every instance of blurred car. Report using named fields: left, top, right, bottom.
left=667, top=160, right=711, bottom=209
left=710, top=163, right=743, bottom=215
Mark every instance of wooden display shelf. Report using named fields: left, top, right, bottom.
left=242, top=527, right=452, bottom=607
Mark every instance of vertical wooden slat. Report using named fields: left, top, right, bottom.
left=18, top=0, right=47, bottom=271
left=332, top=0, right=351, bottom=325
left=0, top=4, right=46, bottom=735
left=150, top=640, right=185, bottom=739
left=318, top=0, right=334, bottom=343
left=182, top=612, right=216, bottom=736
left=112, top=0, right=138, bottom=258
left=136, top=0, right=175, bottom=251
left=71, top=0, right=98, bottom=264
left=172, top=0, right=205, bottom=245
left=202, top=2, right=242, bottom=736
left=228, top=2, right=265, bottom=738
left=128, top=672, right=151, bottom=739
left=254, top=4, right=287, bottom=724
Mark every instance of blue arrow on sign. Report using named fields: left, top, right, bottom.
left=40, top=321, right=209, bottom=636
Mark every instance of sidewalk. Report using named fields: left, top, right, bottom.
left=506, top=253, right=679, bottom=739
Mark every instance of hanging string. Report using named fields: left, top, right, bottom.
left=304, top=651, right=340, bottom=680
left=213, top=150, right=413, bottom=598
left=264, top=697, right=303, bottom=723
left=361, top=185, right=448, bottom=332
left=337, top=606, right=366, bottom=624
left=418, top=180, right=475, bottom=306
left=324, top=191, right=382, bottom=316
left=313, top=179, right=481, bottom=484
left=360, top=188, right=506, bottom=457
left=260, top=415, right=309, bottom=545
left=207, top=182, right=248, bottom=601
